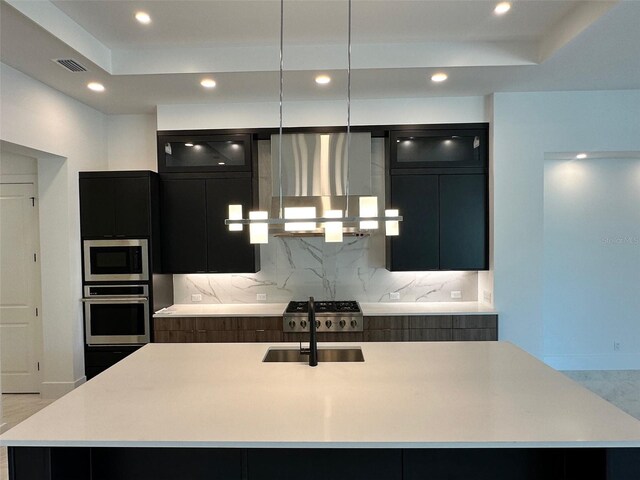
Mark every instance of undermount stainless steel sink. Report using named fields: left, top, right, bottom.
left=263, top=347, right=364, bottom=363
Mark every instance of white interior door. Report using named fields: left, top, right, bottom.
left=0, top=182, right=41, bottom=393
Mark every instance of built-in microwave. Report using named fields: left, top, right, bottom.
left=83, top=239, right=149, bottom=282
left=83, top=284, right=150, bottom=345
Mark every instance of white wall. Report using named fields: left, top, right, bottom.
left=107, top=114, right=157, bottom=171
left=157, top=96, right=488, bottom=130
left=544, top=157, right=640, bottom=369
left=492, top=90, right=640, bottom=368
left=0, top=62, right=108, bottom=397
left=0, top=151, right=38, bottom=175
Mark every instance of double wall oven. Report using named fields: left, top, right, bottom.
left=82, top=239, right=151, bottom=346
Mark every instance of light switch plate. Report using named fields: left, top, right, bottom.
left=191, top=294, right=202, bottom=303
left=256, top=293, right=267, bottom=301
left=390, top=292, right=400, bottom=300
left=450, top=291, right=462, bottom=299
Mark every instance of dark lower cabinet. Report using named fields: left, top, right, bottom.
left=84, top=346, right=141, bottom=380
left=9, top=447, right=638, bottom=480
left=247, top=449, right=402, bottom=480
left=160, top=177, right=258, bottom=273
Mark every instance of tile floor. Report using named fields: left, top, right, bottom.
left=0, top=371, right=638, bottom=478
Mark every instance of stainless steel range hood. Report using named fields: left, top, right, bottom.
left=270, top=132, right=373, bottom=235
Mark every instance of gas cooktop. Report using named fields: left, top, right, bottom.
left=283, top=300, right=363, bottom=333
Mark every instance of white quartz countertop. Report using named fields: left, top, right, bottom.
left=154, top=301, right=496, bottom=317
left=2, top=342, right=639, bottom=448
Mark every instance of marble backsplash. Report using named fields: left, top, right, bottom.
left=173, top=137, right=479, bottom=304
left=174, top=236, right=478, bottom=303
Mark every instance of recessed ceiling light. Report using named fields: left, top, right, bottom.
left=87, top=82, right=105, bottom=92
left=494, top=2, right=511, bottom=15
left=315, top=75, right=331, bottom=85
left=135, top=11, right=151, bottom=24
left=576, top=153, right=587, bottom=159
left=200, top=78, right=217, bottom=88
left=431, top=72, right=448, bottom=83
left=185, top=143, right=194, bottom=147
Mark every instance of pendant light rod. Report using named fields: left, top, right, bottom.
left=344, top=0, right=352, bottom=216
left=278, top=0, right=284, bottom=219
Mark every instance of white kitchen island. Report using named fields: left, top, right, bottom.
left=2, top=342, right=639, bottom=479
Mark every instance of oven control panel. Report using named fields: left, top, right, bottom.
left=283, top=316, right=363, bottom=333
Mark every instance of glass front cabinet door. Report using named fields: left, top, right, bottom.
left=390, top=128, right=487, bottom=169
left=158, top=134, right=252, bottom=173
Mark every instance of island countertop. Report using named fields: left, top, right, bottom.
left=2, top=342, right=639, bottom=449
left=153, top=301, right=496, bottom=317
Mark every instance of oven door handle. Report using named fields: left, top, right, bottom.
left=82, top=297, right=148, bottom=303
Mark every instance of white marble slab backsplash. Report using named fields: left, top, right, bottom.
left=173, top=137, right=479, bottom=304
left=174, top=236, right=478, bottom=303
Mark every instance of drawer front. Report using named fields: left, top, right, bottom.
left=364, top=316, right=410, bottom=330
left=364, top=329, right=409, bottom=342
left=452, top=328, right=497, bottom=341
left=409, top=329, right=453, bottom=342
left=195, top=317, right=239, bottom=331
left=409, top=316, right=452, bottom=329
left=452, top=315, right=497, bottom=329
left=154, top=317, right=195, bottom=331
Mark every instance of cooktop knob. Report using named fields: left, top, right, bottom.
left=316, top=320, right=321, bottom=329
left=350, top=319, right=358, bottom=328
left=325, top=320, right=332, bottom=328
left=339, top=319, right=346, bottom=328
left=300, top=320, right=307, bottom=328
left=288, top=320, right=296, bottom=329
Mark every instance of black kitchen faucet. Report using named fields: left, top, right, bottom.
left=300, top=296, right=318, bottom=366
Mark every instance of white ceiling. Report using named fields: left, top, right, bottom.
left=2, top=0, right=639, bottom=115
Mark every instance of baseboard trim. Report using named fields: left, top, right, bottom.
left=40, top=376, right=87, bottom=400
left=544, top=353, right=640, bottom=371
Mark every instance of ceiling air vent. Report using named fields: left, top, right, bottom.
left=53, top=58, right=88, bottom=72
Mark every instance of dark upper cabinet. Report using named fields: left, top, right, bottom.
left=388, top=175, right=439, bottom=271
left=387, top=173, right=488, bottom=271
left=439, top=175, right=487, bottom=270
left=161, top=179, right=208, bottom=273
left=79, top=173, right=152, bottom=238
left=387, top=174, right=488, bottom=271
left=205, top=178, right=255, bottom=273
left=387, top=124, right=489, bottom=272
left=158, top=134, right=252, bottom=174
left=390, top=128, right=487, bottom=170
left=161, top=177, right=258, bottom=274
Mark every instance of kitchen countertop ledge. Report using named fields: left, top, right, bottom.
left=154, top=301, right=496, bottom=317
left=1, top=342, right=639, bottom=448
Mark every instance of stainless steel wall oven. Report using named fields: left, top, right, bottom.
left=83, top=285, right=150, bottom=345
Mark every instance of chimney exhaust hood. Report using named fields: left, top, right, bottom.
left=270, top=132, right=372, bottom=230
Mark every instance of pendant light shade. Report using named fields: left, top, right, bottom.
left=324, top=210, right=344, bottom=242
left=249, top=211, right=268, bottom=244
left=359, top=196, right=379, bottom=230
left=228, top=205, right=243, bottom=231
left=385, top=209, right=399, bottom=236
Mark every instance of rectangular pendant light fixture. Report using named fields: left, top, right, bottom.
left=359, top=196, right=379, bottom=230
left=249, top=211, right=268, bottom=244
left=228, top=205, right=243, bottom=231
left=324, top=209, right=343, bottom=242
